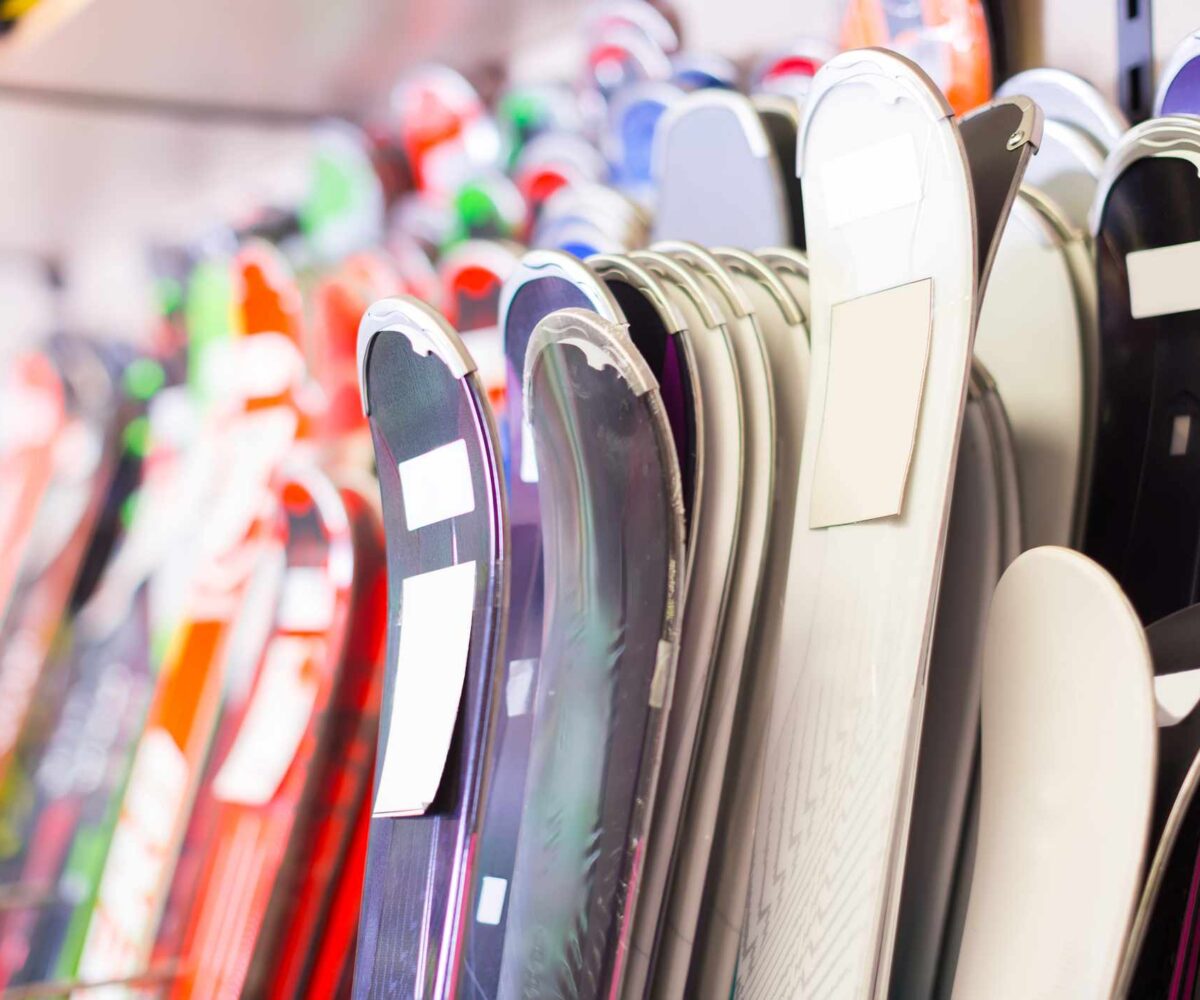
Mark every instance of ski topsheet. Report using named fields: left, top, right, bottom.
left=737, top=50, right=980, bottom=999
left=497, top=307, right=684, bottom=1000
left=952, top=547, right=1155, bottom=999
left=890, top=371, right=1013, bottom=1000
left=652, top=90, right=791, bottom=249
left=461, top=253, right=621, bottom=998
left=353, top=297, right=507, bottom=999
left=1084, top=117, right=1200, bottom=624
left=974, top=188, right=1094, bottom=548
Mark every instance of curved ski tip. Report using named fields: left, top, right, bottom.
left=651, top=240, right=754, bottom=318
left=498, top=248, right=622, bottom=334
left=357, top=296, right=475, bottom=416
left=798, top=47, right=954, bottom=174
left=1090, top=116, right=1200, bottom=237
left=524, top=307, right=657, bottom=426
left=961, top=95, right=1045, bottom=153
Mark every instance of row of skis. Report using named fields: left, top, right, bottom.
left=10, top=0, right=1200, bottom=996
left=356, top=25, right=1200, bottom=1000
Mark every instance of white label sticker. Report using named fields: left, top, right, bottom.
left=277, top=566, right=336, bottom=632
left=476, top=875, right=508, bottom=925
left=1127, top=240, right=1200, bottom=319
left=520, top=418, right=539, bottom=484
left=212, top=635, right=322, bottom=805
left=1155, top=668, right=1200, bottom=726
left=820, top=133, right=923, bottom=229
left=810, top=279, right=934, bottom=529
left=399, top=439, right=476, bottom=531
left=506, top=659, right=537, bottom=717
left=373, top=560, right=477, bottom=817
left=1172, top=414, right=1192, bottom=457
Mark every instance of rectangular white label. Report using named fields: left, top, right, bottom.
left=212, top=635, right=321, bottom=806
left=520, top=418, right=539, bottom=484
left=372, top=560, right=477, bottom=817
left=811, top=279, right=934, bottom=529
left=506, top=659, right=537, bottom=717
left=476, top=875, right=508, bottom=925
left=1128, top=240, right=1200, bottom=319
left=820, top=133, right=923, bottom=229
left=1172, top=414, right=1192, bottom=457
left=399, top=439, right=476, bottom=531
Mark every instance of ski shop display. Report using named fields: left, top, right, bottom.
left=736, top=50, right=1033, bottom=999
left=496, top=306, right=684, bottom=1000
left=70, top=331, right=307, bottom=991
left=352, top=297, right=506, bottom=999
left=14, top=1, right=1200, bottom=997
left=952, top=547, right=1156, bottom=999
left=996, top=69, right=1125, bottom=230
left=974, top=187, right=1096, bottom=549
left=651, top=90, right=791, bottom=248
left=1120, top=602, right=1200, bottom=997
left=459, top=253, right=622, bottom=998
left=1084, top=116, right=1200, bottom=624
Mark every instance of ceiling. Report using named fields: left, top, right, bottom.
left=0, top=0, right=588, bottom=338
left=0, top=0, right=1161, bottom=341
left=0, top=0, right=579, bottom=114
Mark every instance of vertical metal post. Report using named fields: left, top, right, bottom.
left=1117, top=0, right=1155, bottom=121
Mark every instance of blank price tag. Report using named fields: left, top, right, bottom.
left=1127, top=240, right=1200, bottom=319
left=398, top=440, right=476, bottom=531
left=373, top=560, right=477, bottom=817
left=810, top=279, right=933, bottom=528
